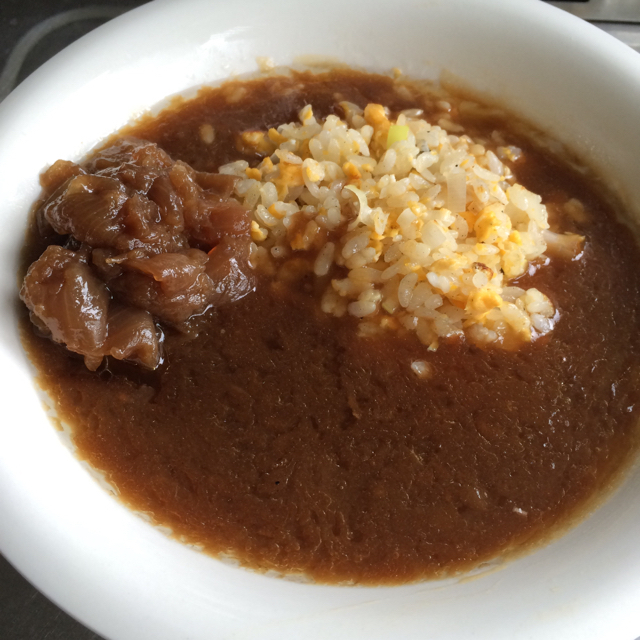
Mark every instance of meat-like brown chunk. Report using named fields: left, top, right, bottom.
left=110, top=249, right=216, bottom=324
left=193, top=170, right=238, bottom=197
left=21, top=245, right=163, bottom=370
left=20, top=245, right=109, bottom=370
left=24, top=137, right=256, bottom=368
left=91, top=247, right=124, bottom=281
left=104, top=305, right=161, bottom=369
left=147, top=174, right=185, bottom=230
left=169, top=161, right=250, bottom=248
left=86, top=137, right=173, bottom=193
left=37, top=139, right=251, bottom=255
left=38, top=138, right=187, bottom=256
left=39, top=159, right=86, bottom=196
left=205, top=236, right=255, bottom=306
left=122, top=249, right=210, bottom=295
left=106, top=243, right=255, bottom=325
left=119, top=193, right=188, bottom=254
left=42, top=174, right=129, bottom=248
left=190, top=197, right=252, bottom=247
left=20, top=245, right=161, bottom=371
left=40, top=174, right=188, bottom=255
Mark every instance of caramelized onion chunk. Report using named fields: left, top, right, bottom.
left=169, top=161, right=250, bottom=248
left=40, top=159, right=86, bottom=195
left=21, top=245, right=163, bottom=370
left=104, top=305, right=161, bottom=369
left=206, top=236, right=255, bottom=306
left=24, top=137, right=256, bottom=369
left=20, top=245, right=109, bottom=370
left=110, top=249, right=216, bottom=324
left=42, top=174, right=129, bottom=248
left=86, top=137, right=174, bottom=193
left=542, top=229, right=585, bottom=260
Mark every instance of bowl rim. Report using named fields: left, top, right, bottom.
left=1, top=1, right=640, bottom=639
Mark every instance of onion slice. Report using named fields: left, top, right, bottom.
left=343, top=184, right=373, bottom=229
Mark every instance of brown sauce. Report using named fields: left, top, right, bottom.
left=20, top=70, right=640, bottom=584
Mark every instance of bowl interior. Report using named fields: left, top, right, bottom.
left=1, top=1, right=639, bottom=639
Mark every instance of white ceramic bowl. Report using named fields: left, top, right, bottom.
left=1, top=1, right=640, bottom=638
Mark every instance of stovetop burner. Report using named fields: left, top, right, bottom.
left=547, top=0, right=640, bottom=50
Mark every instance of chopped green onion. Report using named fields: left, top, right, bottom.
left=386, top=124, right=410, bottom=148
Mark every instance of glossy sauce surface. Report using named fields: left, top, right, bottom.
left=21, top=70, right=640, bottom=584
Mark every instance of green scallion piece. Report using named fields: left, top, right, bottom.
left=386, top=124, right=410, bottom=148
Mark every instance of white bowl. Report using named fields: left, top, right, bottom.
left=1, top=1, right=640, bottom=638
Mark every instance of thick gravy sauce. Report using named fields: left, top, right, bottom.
left=20, top=70, right=640, bottom=584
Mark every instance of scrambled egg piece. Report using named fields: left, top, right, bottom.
left=274, top=162, right=304, bottom=199
left=223, top=99, right=562, bottom=351
left=475, top=205, right=511, bottom=244
left=466, top=288, right=503, bottom=318
left=238, top=130, right=276, bottom=155
left=250, top=220, right=267, bottom=242
left=364, top=103, right=391, bottom=154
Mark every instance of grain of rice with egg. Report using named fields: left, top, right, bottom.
left=220, top=100, right=565, bottom=349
